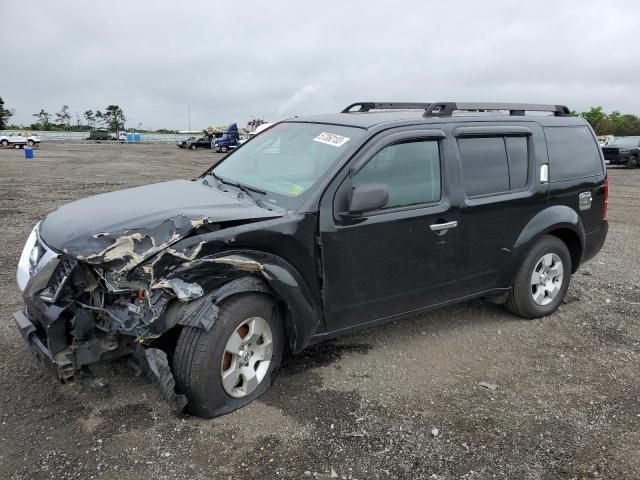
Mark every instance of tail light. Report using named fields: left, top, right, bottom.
left=603, top=177, right=609, bottom=220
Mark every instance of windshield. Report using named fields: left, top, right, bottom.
left=211, top=122, right=364, bottom=207
left=610, top=137, right=640, bottom=147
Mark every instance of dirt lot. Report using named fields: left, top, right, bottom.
left=0, top=143, right=638, bottom=479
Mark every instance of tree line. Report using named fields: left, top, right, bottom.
left=0, top=97, right=128, bottom=133
left=5, top=96, right=640, bottom=137
left=31, top=104, right=126, bottom=133
left=574, top=107, right=640, bottom=136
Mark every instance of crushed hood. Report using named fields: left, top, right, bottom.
left=39, top=179, right=281, bottom=270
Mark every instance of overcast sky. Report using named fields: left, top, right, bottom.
left=1, top=0, right=638, bottom=130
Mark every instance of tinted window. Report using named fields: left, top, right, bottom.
left=545, top=126, right=603, bottom=181
left=458, top=137, right=509, bottom=196
left=353, top=140, right=440, bottom=209
left=458, top=136, right=530, bottom=196
left=505, top=136, right=528, bottom=189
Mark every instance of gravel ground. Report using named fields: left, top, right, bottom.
left=0, top=143, right=638, bottom=480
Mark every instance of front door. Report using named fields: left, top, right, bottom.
left=319, top=129, right=463, bottom=333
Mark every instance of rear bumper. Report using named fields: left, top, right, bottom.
left=582, top=220, right=608, bottom=264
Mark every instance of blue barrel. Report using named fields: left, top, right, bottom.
left=24, top=147, right=34, bottom=159
left=133, top=133, right=141, bottom=143
left=127, top=133, right=133, bottom=143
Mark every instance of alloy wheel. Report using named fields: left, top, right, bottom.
left=530, top=253, right=564, bottom=306
left=220, top=316, right=273, bottom=398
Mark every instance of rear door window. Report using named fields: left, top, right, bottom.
left=458, top=136, right=530, bottom=197
left=544, top=126, right=603, bottom=181
left=504, top=136, right=528, bottom=189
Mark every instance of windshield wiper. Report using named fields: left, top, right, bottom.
left=234, top=183, right=269, bottom=209
left=206, top=172, right=225, bottom=189
left=206, top=173, right=269, bottom=210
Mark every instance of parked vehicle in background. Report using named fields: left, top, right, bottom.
left=13, top=101, right=608, bottom=418
left=597, top=135, right=614, bottom=147
left=213, top=123, right=240, bottom=152
left=86, top=130, right=118, bottom=141
left=240, top=122, right=275, bottom=145
left=254, top=122, right=274, bottom=135
left=177, top=136, right=212, bottom=149
left=602, top=136, right=640, bottom=168
left=0, top=132, right=41, bottom=148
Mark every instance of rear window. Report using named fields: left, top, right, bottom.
left=544, top=126, right=603, bottom=181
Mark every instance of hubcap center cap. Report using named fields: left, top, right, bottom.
left=240, top=349, right=251, bottom=365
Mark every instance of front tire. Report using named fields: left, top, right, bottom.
left=1, top=139, right=9, bottom=146
left=506, top=235, right=572, bottom=319
left=627, top=155, right=638, bottom=168
left=173, top=294, right=284, bottom=418
left=190, top=144, right=196, bottom=150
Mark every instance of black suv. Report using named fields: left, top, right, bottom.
left=14, top=101, right=608, bottom=417
left=177, top=136, right=212, bottom=150
left=602, top=136, right=640, bottom=168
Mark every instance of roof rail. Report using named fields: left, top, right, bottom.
left=342, top=102, right=431, bottom=113
left=423, top=102, right=571, bottom=117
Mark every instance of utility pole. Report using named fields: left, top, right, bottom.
left=188, top=104, right=191, bottom=131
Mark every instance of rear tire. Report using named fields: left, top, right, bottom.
left=1, top=139, right=8, bottom=146
left=173, top=294, right=284, bottom=418
left=190, top=144, right=196, bottom=150
left=27, top=140, right=34, bottom=147
left=506, top=235, right=572, bottom=319
left=627, top=155, right=638, bottom=168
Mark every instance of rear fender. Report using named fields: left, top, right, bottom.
left=508, top=205, right=585, bottom=281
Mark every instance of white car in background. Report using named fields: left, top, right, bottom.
left=0, top=132, right=41, bottom=148
left=239, top=122, right=274, bottom=145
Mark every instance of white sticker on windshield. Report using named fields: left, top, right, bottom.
left=313, top=132, right=350, bottom=147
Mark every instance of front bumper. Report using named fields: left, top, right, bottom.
left=13, top=305, right=134, bottom=382
left=14, top=308, right=187, bottom=412
left=13, top=309, right=71, bottom=381
left=603, top=155, right=629, bottom=165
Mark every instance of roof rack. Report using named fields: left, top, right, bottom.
left=342, top=102, right=431, bottom=113
left=423, top=102, right=571, bottom=117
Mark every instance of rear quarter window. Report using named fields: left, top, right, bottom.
left=544, top=126, right=603, bottom=181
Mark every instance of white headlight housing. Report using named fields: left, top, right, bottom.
left=17, top=223, right=39, bottom=292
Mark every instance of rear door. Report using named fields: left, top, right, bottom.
left=453, top=122, right=550, bottom=291
left=318, top=128, right=464, bottom=332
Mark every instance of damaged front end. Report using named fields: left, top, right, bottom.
left=13, top=222, right=187, bottom=403
left=13, top=211, right=276, bottom=412
left=14, top=177, right=325, bottom=414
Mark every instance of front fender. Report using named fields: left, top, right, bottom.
left=160, top=250, right=322, bottom=354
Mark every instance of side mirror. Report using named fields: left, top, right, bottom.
left=348, top=183, right=388, bottom=214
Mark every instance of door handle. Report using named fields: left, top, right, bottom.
left=430, top=220, right=458, bottom=232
